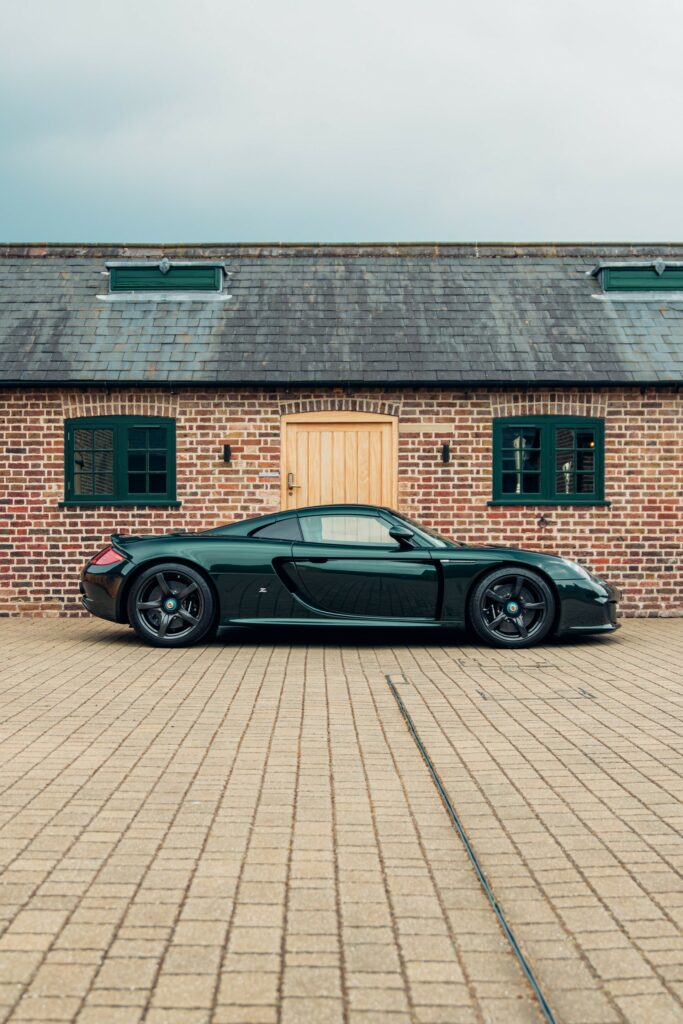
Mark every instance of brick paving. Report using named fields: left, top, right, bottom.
left=0, top=620, right=681, bottom=1023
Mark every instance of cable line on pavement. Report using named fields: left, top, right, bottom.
left=385, top=674, right=559, bottom=1024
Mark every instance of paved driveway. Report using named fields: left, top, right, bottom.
left=0, top=619, right=682, bottom=1024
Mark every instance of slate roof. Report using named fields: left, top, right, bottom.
left=1, top=242, right=683, bottom=386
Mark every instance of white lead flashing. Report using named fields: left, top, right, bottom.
left=104, top=260, right=230, bottom=270
left=587, top=260, right=683, bottom=277
left=97, top=292, right=233, bottom=302
left=591, top=291, right=683, bottom=302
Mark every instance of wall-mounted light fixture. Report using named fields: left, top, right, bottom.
left=223, top=444, right=232, bottom=463
left=441, top=443, right=451, bottom=464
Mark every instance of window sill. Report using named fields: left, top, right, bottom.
left=59, top=500, right=181, bottom=509
left=487, top=499, right=610, bottom=508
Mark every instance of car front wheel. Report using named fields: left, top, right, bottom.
left=469, top=568, right=555, bottom=648
left=128, top=563, right=216, bottom=647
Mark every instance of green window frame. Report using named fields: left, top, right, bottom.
left=63, top=416, right=177, bottom=506
left=109, top=264, right=222, bottom=293
left=601, top=266, right=683, bottom=291
left=491, top=416, right=606, bottom=506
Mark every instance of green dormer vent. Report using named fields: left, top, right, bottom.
left=599, top=264, right=683, bottom=292
left=109, top=262, right=223, bottom=293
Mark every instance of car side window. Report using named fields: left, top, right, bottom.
left=250, top=518, right=302, bottom=541
left=299, top=514, right=397, bottom=545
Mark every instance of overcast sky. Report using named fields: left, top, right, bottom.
left=1, top=0, right=682, bottom=242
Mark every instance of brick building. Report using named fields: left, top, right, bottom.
left=0, top=242, right=681, bottom=617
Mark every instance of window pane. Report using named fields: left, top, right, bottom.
left=147, top=428, right=165, bottom=448
left=149, top=452, right=166, bottom=471
left=502, top=465, right=542, bottom=494
left=128, top=427, right=147, bottom=449
left=77, top=450, right=94, bottom=472
left=128, top=452, right=146, bottom=472
left=555, top=427, right=575, bottom=450
left=149, top=474, right=167, bottom=494
left=524, top=449, right=540, bottom=471
left=502, top=427, right=541, bottom=448
left=300, top=515, right=395, bottom=545
left=94, top=429, right=113, bottom=449
left=93, top=449, right=113, bottom=494
left=251, top=518, right=303, bottom=541
left=502, top=451, right=540, bottom=471
left=75, top=473, right=94, bottom=495
left=502, top=472, right=519, bottom=494
left=74, top=428, right=93, bottom=450
left=128, top=473, right=147, bottom=493
left=576, top=473, right=595, bottom=493
left=555, top=471, right=574, bottom=494
left=94, top=474, right=113, bottom=493
left=576, top=450, right=594, bottom=471
left=577, top=430, right=596, bottom=449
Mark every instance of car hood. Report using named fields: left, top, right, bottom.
left=482, top=543, right=563, bottom=559
left=474, top=544, right=593, bottom=581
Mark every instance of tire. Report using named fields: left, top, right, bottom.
left=468, top=567, right=555, bottom=649
left=127, top=563, right=216, bottom=648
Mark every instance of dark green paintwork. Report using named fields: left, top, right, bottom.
left=602, top=267, right=683, bottom=291
left=80, top=504, right=619, bottom=640
left=64, top=416, right=176, bottom=506
left=491, top=415, right=605, bottom=505
left=109, top=265, right=222, bottom=292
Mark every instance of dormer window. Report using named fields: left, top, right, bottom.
left=592, top=260, right=683, bottom=294
left=100, top=259, right=230, bottom=301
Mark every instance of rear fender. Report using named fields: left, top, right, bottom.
left=117, top=555, right=220, bottom=628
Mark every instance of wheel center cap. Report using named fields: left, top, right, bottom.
left=163, top=597, right=178, bottom=613
left=506, top=600, right=520, bottom=616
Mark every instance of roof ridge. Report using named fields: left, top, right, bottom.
left=3, top=241, right=683, bottom=260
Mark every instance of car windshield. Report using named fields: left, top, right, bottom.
left=391, top=512, right=462, bottom=548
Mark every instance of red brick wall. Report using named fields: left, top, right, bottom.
left=0, top=386, right=681, bottom=617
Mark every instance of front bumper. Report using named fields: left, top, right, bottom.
left=555, top=577, right=621, bottom=637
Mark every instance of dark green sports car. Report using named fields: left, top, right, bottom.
left=80, top=504, right=620, bottom=648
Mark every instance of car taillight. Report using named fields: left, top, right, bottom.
left=90, top=545, right=126, bottom=566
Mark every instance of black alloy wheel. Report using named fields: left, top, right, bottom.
left=128, top=563, right=215, bottom=647
left=469, top=568, right=555, bottom=648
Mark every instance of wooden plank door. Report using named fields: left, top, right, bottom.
left=281, top=412, right=398, bottom=510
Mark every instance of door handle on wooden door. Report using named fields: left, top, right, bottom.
left=287, top=472, right=301, bottom=493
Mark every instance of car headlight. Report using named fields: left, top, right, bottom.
left=563, top=559, right=608, bottom=588
left=563, top=559, right=593, bottom=580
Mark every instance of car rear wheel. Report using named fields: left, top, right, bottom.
left=469, top=568, right=555, bottom=648
left=128, top=563, right=216, bottom=647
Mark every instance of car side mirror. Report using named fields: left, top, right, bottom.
left=389, top=525, right=416, bottom=549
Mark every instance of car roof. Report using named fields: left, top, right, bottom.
left=209, top=504, right=396, bottom=536
left=294, top=504, right=392, bottom=516
left=251, top=504, right=393, bottom=521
